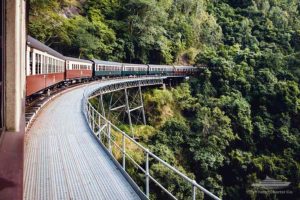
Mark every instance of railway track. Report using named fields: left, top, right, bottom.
left=25, top=81, right=87, bottom=131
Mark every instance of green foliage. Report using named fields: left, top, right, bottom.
left=29, top=0, right=220, bottom=63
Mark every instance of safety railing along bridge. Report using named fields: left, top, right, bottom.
left=82, top=77, right=221, bottom=200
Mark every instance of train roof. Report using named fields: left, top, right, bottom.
left=148, top=64, right=174, bottom=68
left=27, top=36, right=65, bottom=60
left=174, top=65, right=196, bottom=69
left=92, top=59, right=122, bottom=66
left=65, top=56, right=93, bottom=64
left=123, top=63, right=148, bottom=67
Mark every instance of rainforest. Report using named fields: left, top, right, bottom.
left=29, top=0, right=300, bottom=199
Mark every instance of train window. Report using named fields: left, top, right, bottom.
left=56, top=61, right=58, bottom=72
left=45, top=57, right=48, bottom=74
left=29, top=51, right=33, bottom=75
left=51, top=58, right=53, bottom=73
left=39, top=54, right=41, bottom=74
left=48, top=58, right=50, bottom=73
left=53, top=59, right=55, bottom=73
left=47, top=58, right=50, bottom=73
left=41, top=55, right=44, bottom=74
left=34, top=53, right=38, bottom=74
left=43, top=56, right=46, bottom=74
left=56, top=60, right=58, bottom=72
left=49, top=58, right=51, bottom=73
left=37, top=54, right=40, bottom=74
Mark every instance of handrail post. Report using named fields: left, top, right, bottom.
left=145, top=149, right=149, bottom=198
left=122, top=133, right=126, bottom=170
left=87, top=103, right=91, bottom=126
left=192, top=180, right=196, bottom=200
left=108, top=123, right=112, bottom=153
left=92, top=107, right=95, bottom=132
left=98, top=113, right=101, bottom=140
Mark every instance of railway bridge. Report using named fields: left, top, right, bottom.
left=24, top=77, right=220, bottom=200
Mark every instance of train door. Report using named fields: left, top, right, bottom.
left=0, top=0, right=4, bottom=134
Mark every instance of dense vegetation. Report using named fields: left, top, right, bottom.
left=30, top=0, right=300, bottom=199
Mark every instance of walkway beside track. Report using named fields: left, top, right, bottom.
left=23, top=79, right=149, bottom=200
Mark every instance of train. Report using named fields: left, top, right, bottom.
left=26, top=36, right=198, bottom=97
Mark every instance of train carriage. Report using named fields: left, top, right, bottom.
left=65, top=57, right=93, bottom=80
left=26, top=36, right=66, bottom=96
left=93, top=59, right=122, bottom=77
left=122, top=63, right=148, bottom=76
left=148, top=64, right=174, bottom=76
left=174, top=65, right=198, bottom=76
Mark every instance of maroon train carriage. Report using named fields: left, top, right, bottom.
left=174, top=65, right=198, bottom=76
left=65, top=57, right=93, bottom=80
left=26, top=36, right=66, bottom=96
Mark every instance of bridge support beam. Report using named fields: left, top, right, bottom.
left=124, top=87, right=134, bottom=137
left=139, top=84, right=146, bottom=125
left=98, top=83, right=147, bottom=138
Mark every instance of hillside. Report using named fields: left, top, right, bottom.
left=29, top=0, right=300, bottom=199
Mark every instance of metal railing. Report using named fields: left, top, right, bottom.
left=82, top=78, right=221, bottom=200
